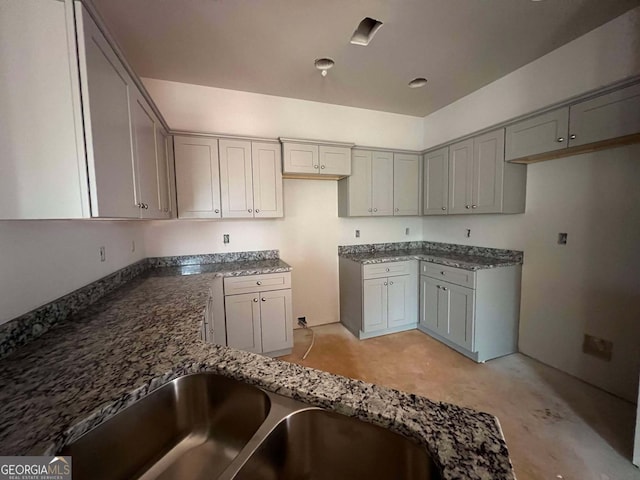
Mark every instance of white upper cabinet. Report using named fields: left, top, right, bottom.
left=393, top=153, right=420, bottom=216
left=155, top=129, right=174, bottom=219
left=569, top=82, right=640, bottom=147
left=219, top=139, right=254, bottom=218
left=0, top=0, right=88, bottom=219
left=174, top=136, right=222, bottom=219
left=76, top=4, right=140, bottom=219
left=472, top=129, right=504, bottom=214
left=505, top=107, right=569, bottom=161
left=423, top=147, right=449, bottom=215
left=319, top=145, right=351, bottom=176
left=372, top=152, right=394, bottom=216
left=448, top=139, right=474, bottom=214
left=281, top=139, right=352, bottom=178
left=251, top=142, right=283, bottom=218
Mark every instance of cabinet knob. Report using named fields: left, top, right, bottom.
left=557, top=137, right=565, bottom=142
left=441, top=207, right=446, bottom=211
left=143, top=203, right=149, bottom=209
left=368, top=208, right=372, bottom=212
left=472, top=205, right=477, bottom=209
left=248, top=209, right=252, bottom=213
left=373, top=208, right=378, bottom=212
left=442, top=286, right=448, bottom=291
left=256, top=281, right=262, bottom=285
left=395, top=208, right=399, bottom=212
left=385, top=268, right=390, bottom=272
left=389, top=281, right=393, bottom=285
left=569, top=134, right=576, bottom=140
left=215, top=209, right=220, bottom=214
left=465, top=205, right=470, bottom=209
left=261, top=298, right=266, bottom=302
left=314, top=165, right=319, bottom=169
left=440, top=271, right=446, bottom=275
left=384, top=282, right=388, bottom=286
left=136, top=203, right=142, bottom=208
left=253, top=298, right=258, bottom=302
left=436, top=285, right=441, bottom=290
left=321, top=165, right=326, bottom=169
left=255, top=209, right=260, bottom=213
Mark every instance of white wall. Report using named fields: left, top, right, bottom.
left=142, top=79, right=424, bottom=327
left=422, top=6, right=640, bottom=148
left=0, top=221, right=146, bottom=324
left=420, top=6, right=640, bottom=402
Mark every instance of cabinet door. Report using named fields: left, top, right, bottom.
left=225, top=293, right=262, bottom=354
left=252, top=142, right=283, bottom=218
left=505, top=107, right=569, bottom=161
left=363, top=278, right=388, bottom=333
left=348, top=150, right=373, bottom=216
left=393, top=153, right=420, bottom=215
left=442, top=283, right=475, bottom=351
left=174, top=136, right=221, bottom=218
left=423, top=147, right=449, bottom=215
left=219, top=139, right=254, bottom=218
left=472, top=129, right=504, bottom=214
left=448, top=139, right=474, bottom=214
left=260, top=289, right=293, bottom=353
left=282, top=143, right=319, bottom=174
left=76, top=5, right=138, bottom=218
left=130, top=93, right=160, bottom=219
left=387, top=275, right=416, bottom=328
left=156, top=129, right=172, bottom=219
left=419, top=276, right=440, bottom=332
left=319, top=145, right=351, bottom=176
left=371, top=151, right=394, bottom=216
left=569, top=83, right=640, bottom=147
left=0, top=0, right=89, bottom=219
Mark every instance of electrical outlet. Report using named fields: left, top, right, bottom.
left=355, top=229, right=360, bottom=238
left=223, top=234, right=230, bottom=244
left=297, top=316, right=307, bottom=328
left=99, top=246, right=106, bottom=262
left=558, top=233, right=568, bottom=245
left=466, top=229, right=471, bottom=238
left=405, top=227, right=410, bottom=235
left=131, top=240, right=136, bottom=252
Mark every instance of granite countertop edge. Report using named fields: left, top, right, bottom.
left=340, top=250, right=523, bottom=270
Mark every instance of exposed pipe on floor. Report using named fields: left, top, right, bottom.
left=297, top=318, right=315, bottom=360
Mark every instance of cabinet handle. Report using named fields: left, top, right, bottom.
left=136, top=203, right=143, bottom=208
left=314, top=165, right=319, bottom=169
left=255, top=209, right=260, bottom=213
left=373, top=208, right=378, bottom=212
left=143, top=203, right=149, bottom=209
left=395, top=208, right=399, bottom=212
left=368, top=208, right=372, bottom=212
left=569, top=134, right=576, bottom=140
left=321, top=165, right=326, bottom=169
left=248, top=209, right=252, bottom=213
left=389, top=281, right=394, bottom=285
left=385, top=268, right=390, bottom=272
left=384, top=282, right=388, bottom=286
left=436, top=285, right=441, bottom=290
left=441, top=207, right=446, bottom=211
left=256, top=281, right=262, bottom=285
left=261, top=298, right=266, bottom=302
left=557, top=137, right=565, bottom=142
left=465, top=205, right=470, bottom=209
left=214, top=209, right=220, bottom=214
left=441, top=286, right=448, bottom=291
left=472, top=205, right=477, bottom=209
left=440, top=271, right=446, bottom=275
left=253, top=298, right=258, bottom=302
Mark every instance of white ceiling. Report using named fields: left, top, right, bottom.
left=91, top=0, right=640, bottom=117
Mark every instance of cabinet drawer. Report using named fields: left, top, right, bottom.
left=224, top=272, right=291, bottom=295
left=420, top=262, right=476, bottom=289
left=363, top=261, right=414, bottom=280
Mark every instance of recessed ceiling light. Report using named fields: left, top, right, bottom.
left=314, top=58, right=335, bottom=77
left=350, top=17, right=384, bottom=46
left=408, top=77, right=428, bottom=88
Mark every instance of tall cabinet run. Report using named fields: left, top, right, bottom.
left=1, top=0, right=175, bottom=220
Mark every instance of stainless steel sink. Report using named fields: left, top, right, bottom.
left=233, top=409, right=440, bottom=480
left=62, top=373, right=441, bottom=480
left=62, top=373, right=271, bottom=480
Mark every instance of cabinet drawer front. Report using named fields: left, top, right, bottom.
left=224, top=272, right=291, bottom=295
left=420, top=262, right=476, bottom=289
left=363, top=261, right=414, bottom=280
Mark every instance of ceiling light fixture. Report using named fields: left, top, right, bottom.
left=350, top=17, right=384, bottom=46
left=315, top=57, right=335, bottom=77
left=408, top=77, right=428, bottom=88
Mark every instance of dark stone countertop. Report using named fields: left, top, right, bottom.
left=0, top=262, right=515, bottom=480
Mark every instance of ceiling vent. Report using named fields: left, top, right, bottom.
left=350, top=17, right=383, bottom=46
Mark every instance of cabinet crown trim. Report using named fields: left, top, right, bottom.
left=279, top=137, right=355, bottom=148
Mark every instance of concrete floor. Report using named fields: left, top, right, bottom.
left=279, top=324, right=639, bottom=480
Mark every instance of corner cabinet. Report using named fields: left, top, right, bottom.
left=0, top=0, right=174, bottom=220
left=424, top=128, right=526, bottom=216
left=218, top=272, right=293, bottom=356
left=339, top=259, right=418, bottom=339
left=418, top=262, right=521, bottom=362
left=281, top=139, right=352, bottom=179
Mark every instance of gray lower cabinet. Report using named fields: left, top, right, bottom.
left=216, top=272, right=293, bottom=356
left=418, top=261, right=521, bottom=362
left=340, top=259, right=418, bottom=339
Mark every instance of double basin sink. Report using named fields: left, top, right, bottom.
left=62, top=373, right=441, bottom=479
